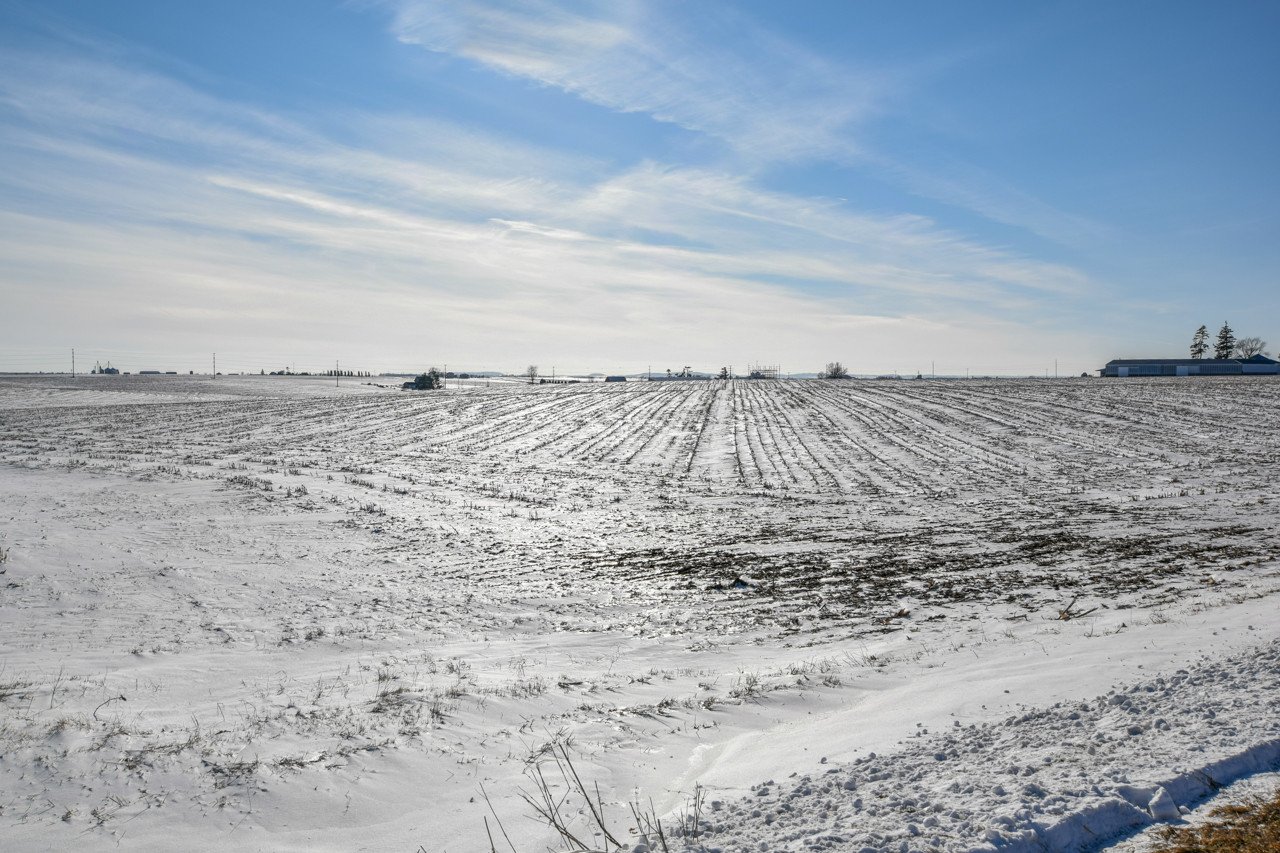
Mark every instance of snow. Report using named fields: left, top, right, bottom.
left=670, top=637, right=1280, bottom=852
left=0, top=373, right=1277, bottom=852
left=1107, top=771, right=1280, bottom=852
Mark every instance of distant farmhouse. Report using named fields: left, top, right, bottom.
left=1099, top=354, right=1279, bottom=377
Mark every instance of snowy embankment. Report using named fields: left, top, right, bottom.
left=669, top=641, right=1280, bottom=853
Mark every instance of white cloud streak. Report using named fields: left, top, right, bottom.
left=0, top=35, right=1100, bottom=373
left=385, top=0, right=1106, bottom=247
left=387, top=0, right=886, bottom=164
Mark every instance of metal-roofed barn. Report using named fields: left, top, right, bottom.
left=1099, top=355, right=1279, bottom=377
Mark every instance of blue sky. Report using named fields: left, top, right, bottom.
left=0, top=0, right=1276, bottom=375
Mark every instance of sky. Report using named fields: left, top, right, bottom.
left=0, top=0, right=1276, bottom=376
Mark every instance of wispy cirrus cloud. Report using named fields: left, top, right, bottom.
left=386, top=0, right=887, bottom=164
left=868, top=153, right=1112, bottom=246
left=0, top=33, right=1101, bottom=373
left=383, top=0, right=1107, bottom=248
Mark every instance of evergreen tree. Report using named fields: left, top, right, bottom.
left=1189, top=325, right=1208, bottom=359
left=1213, top=322, right=1236, bottom=359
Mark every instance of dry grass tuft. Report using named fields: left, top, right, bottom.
left=1152, top=788, right=1280, bottom=853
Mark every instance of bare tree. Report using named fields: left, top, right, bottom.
left=822, top=361, right=850, bottom=379
left=1233, top=337, right=1269, bottom=358
left=526, top=364, right=539, bottom=384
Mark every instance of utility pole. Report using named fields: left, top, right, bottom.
left=335, top=360, right=339, bottom=388
left=213, top=352, right=217, bottom=377
left=71, top=348, right=75, bottom=377
left=931, top=360, right=935, bottom=378
left=1054, top=359, right=1058, bottom=379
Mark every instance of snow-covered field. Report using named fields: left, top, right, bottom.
left=0, top=373, right=1276, bottom=852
